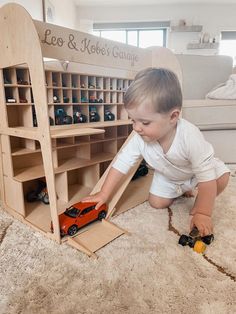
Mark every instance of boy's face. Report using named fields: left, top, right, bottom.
left=127, top=105, right=180, bottom=144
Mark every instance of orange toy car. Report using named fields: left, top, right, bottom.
left=58, top=202, right=108, bottom=236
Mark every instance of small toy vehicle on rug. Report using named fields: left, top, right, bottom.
left=57, top=202, right=108, bottom=236
left=178, top=226, right=214, bottom=253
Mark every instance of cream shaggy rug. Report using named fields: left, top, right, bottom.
left=0, top=174, right=236, bottom=314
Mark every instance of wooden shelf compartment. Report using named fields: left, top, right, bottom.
left=52, top=72, right=62, bottom=87
left=45, top=71, right=52, bottom=87
left=52, top=135, right=90, bottom=150
left=90, top=139, right=117, bottom=160
left=52, top=88, right=63, bottom=104
left=110, top=91, right=117, bottom=104
left=12, top=150, right=115, bottom=183
left=67, top=164, right=100, bottom=202
left=16, top=68, right=31, bottom=85
left=52, top=136, right=75, bottom=151
left=12, top=150, right=43, bottom=177
left=7, top=105, right=34, bottom=127
left=18, top=86, right=32, bottom=103
left=80, top=75, right=88, bottom=88
left=72, top=89, right=81, bottom=104
left=10, top=136, right=40, bottom=155
left=23, top=176, right=55, bottom=233
left=22, top=177, right=71, bottom=233
left=3, top=67, right=17, bottom=85
left=96, top=76, right=103, bottom=90
left=61, top=73, right=71, bottom=88
left=71, top=73, right=80, bottom=88
left=62, top=88, right=72, bottom=104
left=55, top=152, right=115, bottom=174
left=56, top=143, right=90, bottom=167
left=4, top=86, right=19, bottom=103
left=117, top=92, right=124, bottom=103
left=44, top=70, right=132, bottom=91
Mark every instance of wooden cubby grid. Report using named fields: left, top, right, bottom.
left=4, top=67, right=131, bottom=127
left=1, top=65, right=134, bottom=234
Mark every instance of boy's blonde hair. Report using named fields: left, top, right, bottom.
left=124, top=67, right=182, bottom=113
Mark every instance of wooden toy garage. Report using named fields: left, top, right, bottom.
left=0, top=3, right=182, bottom=257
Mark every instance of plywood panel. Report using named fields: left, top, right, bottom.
left=34, top=21, right=151, bottom=72
left=68, top=219, right=127, bottom=256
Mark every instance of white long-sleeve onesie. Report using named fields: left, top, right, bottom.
left=112, top=118, right=229, bottom=198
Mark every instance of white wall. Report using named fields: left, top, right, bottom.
left=0, top=0, right=42, bottom=20
left=47, top=0, right=77, bottom=29
left=76, top=3, right=236, bottom=55
left=0, top=0, right=77, bottom=29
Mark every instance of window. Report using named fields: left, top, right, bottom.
left=220, top=31, right=236, bottom=66
left=93, top=21, right=169, bottom=48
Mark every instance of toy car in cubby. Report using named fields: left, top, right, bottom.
left=6, top=98, right=16, bottom=103
left=73, top=111, right=87, bottom=123
left=89, top=107, right=100, bottom=122
left=26, top=180, right=49, bottom=204
left=104, top=109, right=115, bottom=121
left=56, top=202, right=108, bottom=236
left=81, top=96, right=88, bottom=103
left=53, top=95, right=60, bottom=103
left=178, top=226, right=214, bottom=253
left=55, top=108, right=72, bottom=125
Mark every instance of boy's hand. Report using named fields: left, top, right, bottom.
left=190, top=213, right=213, bottom=237
left=81, top=191, right=108, bottom=210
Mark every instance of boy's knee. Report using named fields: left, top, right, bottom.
left=148, top=194, right=174, bottom=209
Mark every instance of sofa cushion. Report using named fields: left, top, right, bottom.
left=176, top=55, right=233, bottom=99
left=202, top=130, right=236, bottom=163
left=183, top=99, right=236, bottom=130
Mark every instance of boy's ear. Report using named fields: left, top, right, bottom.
left=170, top=109, right=180, bottom=121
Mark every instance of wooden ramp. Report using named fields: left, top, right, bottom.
left=67, top=219, right=129, bottom=258
left=89, top=131, right=148, bottom=219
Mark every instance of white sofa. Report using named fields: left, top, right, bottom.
left=176, top=54, right=236, bottom=165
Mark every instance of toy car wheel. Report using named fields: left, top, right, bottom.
left=68, top=224, right=79, bottom=236
left=142, top=167, right=148, bottom=176
left=98, top=211, right=107, bottom=220
left=193, top=240, right=206, bottom=254
left=178, top=234, right=189, bottom=246
left=201, top=234, right=214, bottom=245
left=41, top=193, right=49, bottom=205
